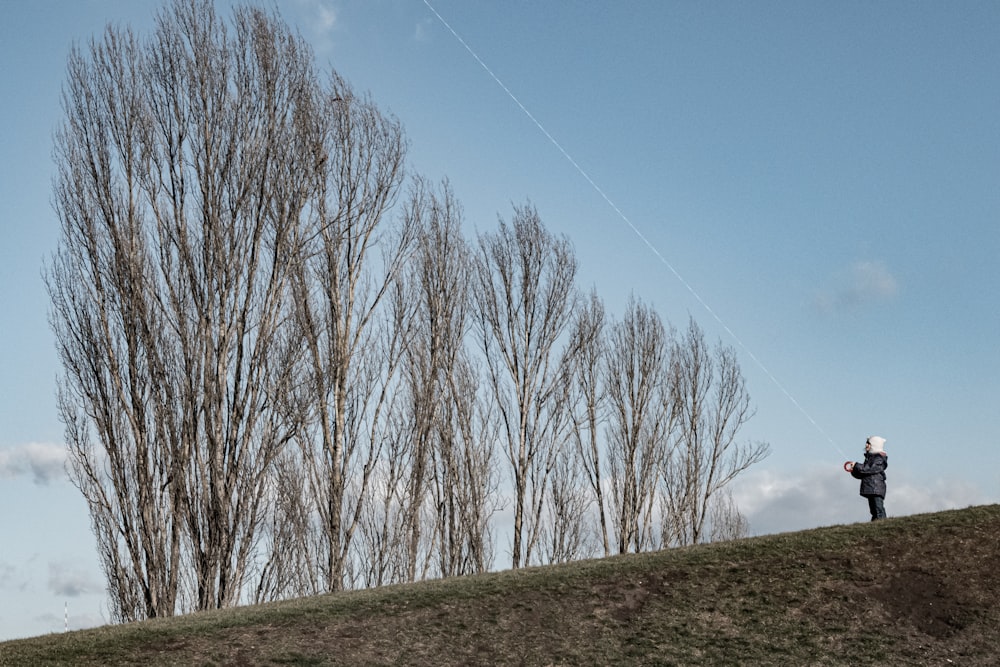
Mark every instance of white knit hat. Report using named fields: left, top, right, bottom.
left=866, top=436, right=886, bottom=453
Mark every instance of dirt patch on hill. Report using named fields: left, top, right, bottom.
left=871, top=566, right=975, bottom=639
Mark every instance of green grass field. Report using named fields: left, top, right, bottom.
left=3, top=505, right=998, bottom=666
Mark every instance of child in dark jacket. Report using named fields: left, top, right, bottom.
left=846, top=436, right=888, bottom=520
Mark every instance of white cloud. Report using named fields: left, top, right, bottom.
left=48, top=561, right=103, bottom=598
left=293, top=0, right=338, bottom=53
left=888, top=478, right=991, bottom=515
left=414, top=17, right=434, bottom=42
left=731, top=463, right=992, bottom=537
left=31, top=606, right=105, bottom=636
left=0, top=442, right=68, bottom=485
left=731, top=464, right=854, bottom=535
left=814, top=259, right=898, bottom=313
left=0, top=562, right=29, bottom=593
left=314, top=2, right=337, bottom=32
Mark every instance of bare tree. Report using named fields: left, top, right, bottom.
left=48, top=0, right=319, bottom=620
left=285, top=65, right=412, bottom=592
left=539, top=441, right=595, bottom=564
left=604, top=297, right=675, bottom=554
left=707, top=488, right=749, bottom=543
left=564, top=290, right=610, bottom=556
left=390, top=179, right=463, bottom=581
left=473, top=203, right=577, bottom=569
left=48, top=22, right=178, bottom=621
left=251, top=449, right=321, bottom=603
left=353, top=393, right=411, bottom=588
left=661, top=318, right=770, bottom=547
left=396, top=179, right=499, bottom=580
left=431, top=354, right=500, bottom=577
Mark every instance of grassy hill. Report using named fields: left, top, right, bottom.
left=3, top=505, right=999, bottom=666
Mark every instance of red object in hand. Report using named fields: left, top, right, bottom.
left=843, top=461, right=854, bottom=472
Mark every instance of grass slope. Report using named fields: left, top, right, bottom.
left=3, top=505, right=999, bottom=666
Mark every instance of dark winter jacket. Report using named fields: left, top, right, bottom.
left=851, top=452, right=887, bottom=497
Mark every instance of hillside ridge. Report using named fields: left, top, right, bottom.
left=3, top=504, right=999, bottom=666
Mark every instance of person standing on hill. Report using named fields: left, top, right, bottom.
left=845, top=436, right=888, bottom=521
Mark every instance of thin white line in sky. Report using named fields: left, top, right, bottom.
left=420, top=0, right=846, bottom=459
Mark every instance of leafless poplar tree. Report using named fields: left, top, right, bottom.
left=353, top=386, right=411, bottom=588
left=284, top=65, right=412, bottom=592
left=394, top=179, right=460, bottom=581
left=348, top=181, right=448, bottom=589
left=707, top=488, right=749, bottom=543
left=399, top=179, right=498, bottom=579
left=564, top=290, right=610, bottom=556
left=48, top=0, right=314, bottom=619
left=604, top=297, right=675, bottom=554
left=538, top=441, right=595, bottom=564
left=430, top=354, right=500, bottom=577
left=48, top=23, right=178, bottom=622
left=473, top=203, right=577, bottom=569
left=252, top=449, right=321, bottom=602
left=661, top=318, right=770, bottom=546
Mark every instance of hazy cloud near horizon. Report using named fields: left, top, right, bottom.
left=48, top=561, right=102, bottom=598
left=28, top=607, right=105, bottom=636
left=0, top=562, right=27, bottom=594
left=0, top=442, right=67, bottom=485
left=733, top=464, right=992, bottom=537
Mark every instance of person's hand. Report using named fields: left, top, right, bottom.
left=843, top=461, right=854, bottom=472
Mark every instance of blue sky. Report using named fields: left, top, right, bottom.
left=1, top=0, right=998, bottom=641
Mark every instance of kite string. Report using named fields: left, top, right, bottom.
left=421, top=0, right=847, bottom=460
